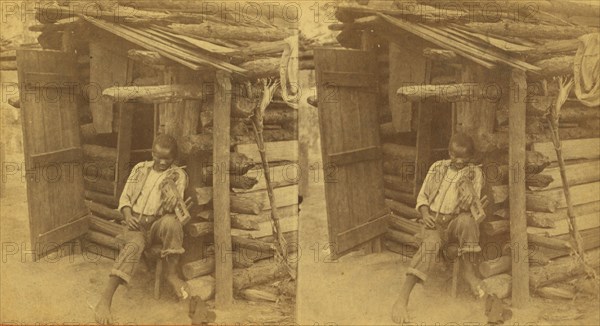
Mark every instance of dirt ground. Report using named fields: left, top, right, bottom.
left=295, top=131, right=600, bottom=325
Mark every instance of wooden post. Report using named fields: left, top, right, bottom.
left=115, top=103, right=133, bottom=197
left=213, top=70, right=233, bottom=308
left=508, top=68, right=529, bottom=307
left=413, top=60, right=433, bottom=195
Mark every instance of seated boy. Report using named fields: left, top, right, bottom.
left=95, top=134, right=189, bottom=324
left=392, top=133, right=484, bottom=325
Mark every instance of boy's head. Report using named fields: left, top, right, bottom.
left=448, top=132, right=475, bottom=169
left=152, top=134, right=178, bottom=172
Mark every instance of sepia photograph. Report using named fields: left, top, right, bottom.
left=1, top=0, right=600, bottom=325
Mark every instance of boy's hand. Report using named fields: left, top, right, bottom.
left=422, top=211, right=436, bottom=229
left=124, top=210, right=140, bottom=231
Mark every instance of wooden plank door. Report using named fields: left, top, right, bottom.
left=17, top=49, right=89, bottom=260
left=314, top=48, right=389, bottom=258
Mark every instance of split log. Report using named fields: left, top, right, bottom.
left=527, top=201, right=600, bottom=222
left=529, top=212, right=600, bottom=238
left=127, top=49, right=171, bottom=66
left=526, top=212, right=555, bottom=229
left=528, top=233, right=572, bottom=251
left=485, top=150, right=550, bottom=174
left=529, top=248, right=600, bottom=289
left=168, top=23, right=291, bottom=42
left=180, top=134, right=212, bottom=155
left=479, top=256, right=511, bottom=278
left=383, top=158, right=418, bottom=178
left=531, top=138, right=600, bottom=162
left=536, top=287, right=575, bottom=300
left=263, top=107, right=298, bottom=125
left=182, top=257, right=216, bottom=280
left=85, top=190, right=119, bottom=208
left=241, top=289, right=278, bottom=302
left=90, top=216, right=125, bottom=237
left=525, top=174, right=554, bottom=188
left=102, top=84, right=203, bottom=103
left=481, top=273, right=512, bottom=299
left=536, top=226, right=600, bottom=260
left=389, top=215, right=420, bottom=235
left=231, top=214, right=260, bottom=230
left=535, top=182, right=600, bottom=208
left=525, top=39, right=580, bottom=58
left=386, top=229, right=419, bottom=247
left=185, top=222, right=213, bottom=237
left=232, top=236, right=274, bottom=255
left=482, top=220, right=510, bottom=237
left=539, top=161, right=600, bottom=190
left=86, top=230, right=124, bottom=250
left=465, top=22, right=598, bottom=40
left=86, top=200, right=122, bottom=221
left=187, top=275, right=215, bottom=301
left=232, top=262, right=288, bottom=292
left=231, top=196, right=263, bottom=215
left=232, top=96, right=259, bottom=118
left=384, top=188, right=416, bottom=206
left=397, top=83, right=482, bottom=103
left=489, top=187, right=559, bottom=212
left=83, top=161, right=116, bottom=182
left=422, top=48, right=458, bottom=62
left=230, top=175, right=259, bottom=190
left=386, top=199, right=420, bottom=220
left=383, top=175, right=415, bottom=194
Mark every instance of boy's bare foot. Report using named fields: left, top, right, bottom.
left=166, top=275, right=190, bottom=300
left=391, top=298, right=410, bottom=324
left=94, top=301, right=112, bottom=325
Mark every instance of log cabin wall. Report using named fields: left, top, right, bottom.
left=328, top=0, right=600, bottom=302
left=28, top=3, right=300, bottom=306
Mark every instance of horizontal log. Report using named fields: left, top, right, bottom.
left=386, top=229, right=418, bottom=246
left=397, top=83, right=482, bottom=103
left=89, top=216, right=125, bottom=237
left=235, top=140, right=298, bottom=163
left=230, top=196, right=263, bottom=215
left=241, top=289, right=278, bottom=302
left=127, top=49, right=171, bottom=66
left=182, top=257, right=215, bottom=280
left=263, top=107, right=297, bottom=125
left=529, top=55, right=573, bottom=79
left=102, top=84, right=203, bottom=103
left=230, top=214, right=297, bottom=238
left=239, top=58, right=280, bottom=79
left=86, top=230, right=124, bottom=250
left=422, top=48, right=458, bottom=62
left=527, top=98, right=600, bottom=122
left=230, top=175, right=258, bottom=190
left=85, top=190, right=119, bottom=208
left=524, top=39, right=580, bottom=58
left=82, top=144, right=117, bottom=162
left=536, top=287, right=575, bottom=300
left=233, top=165, right=299, bottom=193
left=481, top=220, right=510, bottom=237
left=234, top=184, right=297, bottom=211
left=382, top=143, right=417, bottom=160
left=531, top=138, right=600, bottom=162
left=537, top=227, right=600, bottom=260
left=232, top=236, right=274, bottom=256
left=526, top=212, right=555, bottom=229
left=180, top=134, right=212, bottom=155
left=489, top=187, right=559, bottom=212
left=386, top=199, right=420, bottom=220
left=185, top=222, right=213, bottom=237
left=232, top=261, right=287, bottom=292
left=388, top=215, right=420, bottom=235
left=485, top=150, right=550, bottom=174
left=84, top=178, right=115, bottom=196
left=86, top=200, right=122, bottom=221
left=383, top=175, right=415, bottom=194
left=479, top=255, right=511, bottom=278
left=528, top=212, right=600, bottom=237
left=231, top=214, right=260, bottom=231
left=465, top=22, right=598, bottom=40
left=384, top=188, right=416, bottom=206
left=535, top=182, right=600, bottom=208
left=537, top=160, right=600, bottom=190
left=168, top=23, right=291, bottom=42
left=529, top=248, right=600, bottom=289
left=528, top=233, right=572, bottom=251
